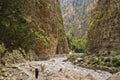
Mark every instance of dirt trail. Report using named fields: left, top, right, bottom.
left=0, top=56, right=112, bottom=80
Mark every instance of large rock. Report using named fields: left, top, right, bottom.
left=107, top=72, right=120, bottom=80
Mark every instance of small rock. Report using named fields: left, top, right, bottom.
left=59, top=68, right=62, bottom=72
left=75, top=58, right=83, bottom=63
left=63, top=59, right=68, bottom=62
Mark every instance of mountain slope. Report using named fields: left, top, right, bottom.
left=60, top=0, right=97, bottom=38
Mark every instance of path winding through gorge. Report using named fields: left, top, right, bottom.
left=1, top=56, right=112, bottom=80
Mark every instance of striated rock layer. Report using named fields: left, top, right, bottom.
left=88, top=0, right=120, bottom=52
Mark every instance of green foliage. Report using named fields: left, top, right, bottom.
left=66, top=29, right=87, bottom=52
left=0, top=0, right=35, bottom=52
left=71, top=39, right=87, bottom=52
left=113, top=61, right=120, bottom=67
left=0, top=45, right=6, bottom=57
left=66, top=30, right=74, bottom=49
left=0, top=45, right=4, bottom=53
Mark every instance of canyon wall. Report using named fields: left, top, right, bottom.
left=0, top=0, right=68, bottom=64
left=88, top=0, right=120, bottom=53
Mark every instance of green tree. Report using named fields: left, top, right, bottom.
left=72, top=39, right=87, bottom=53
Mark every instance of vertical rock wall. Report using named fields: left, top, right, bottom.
left=88, top=0, right=120, bottom=53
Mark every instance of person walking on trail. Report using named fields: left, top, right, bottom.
left=35, top=68, right=39, bottom=79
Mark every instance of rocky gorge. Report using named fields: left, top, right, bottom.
left=0, top=0, right=120, bottom=80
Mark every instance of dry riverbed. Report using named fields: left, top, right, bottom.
left=0, top=56, right=112, bottom=80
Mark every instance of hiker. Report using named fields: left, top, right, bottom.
left=35, top=68, right=39, bottom=79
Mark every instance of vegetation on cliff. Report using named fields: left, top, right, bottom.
left=0, top=0, right=35, bottom=52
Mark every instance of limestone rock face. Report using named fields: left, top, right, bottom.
left=88, top=0, right=120, bottom=52
left=0, top=0, right=68, bottom=62
left=28, top=0, right=69, bottom=59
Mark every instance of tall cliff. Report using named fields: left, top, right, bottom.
left=27, top=0, right=68, bottom=59
left=88, top=0, right=120, bottom=52
left=60, top=0, right=97, bottom=38
left=0, top=0, right=68, bottom=63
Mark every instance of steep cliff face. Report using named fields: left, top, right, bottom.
left=88, top=0, right=120, bottom=52
left=60, top=0, right=97, bottom=38
left=26, top=0, right=68, bottom=60
left=0, top=0, right=68, bottom=63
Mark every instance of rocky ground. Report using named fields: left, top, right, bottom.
left=0, top=55, right=113, bottom=80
